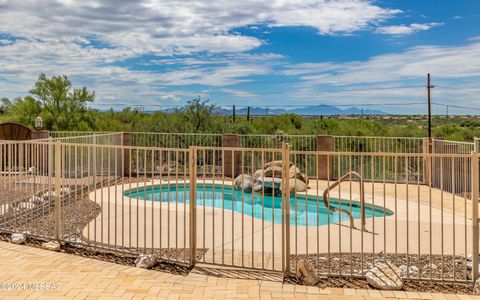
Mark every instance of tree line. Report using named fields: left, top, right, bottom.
left=1, top=74, right=479, bottom=141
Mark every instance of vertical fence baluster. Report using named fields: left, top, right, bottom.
left=189, top=146, right=197, bottom=267
left=471, top=151, right=479, bottom=282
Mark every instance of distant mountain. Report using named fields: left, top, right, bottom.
left=217, top=104, right=386, bottom=116
left=146, top=104, right=386, bottom=116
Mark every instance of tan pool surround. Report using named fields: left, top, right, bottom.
left=82, top=179, right=476, bottom=270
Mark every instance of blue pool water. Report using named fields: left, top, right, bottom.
left=123, top=184, right=393, bottom=226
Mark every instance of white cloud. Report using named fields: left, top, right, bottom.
left=279, top=40, right=480, bottom=112
left=0, top=0, right=401, bottom=105
left=285, top=40, right=480, bottom=85
left=376, top=22, right=443, bottom=35
left=0, top=0, right=399, bottom=53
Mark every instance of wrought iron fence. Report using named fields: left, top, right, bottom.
left=0, top=137, right=478, bottom=283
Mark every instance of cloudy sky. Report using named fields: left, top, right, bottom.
left=0, top=0, right=479, bottom=114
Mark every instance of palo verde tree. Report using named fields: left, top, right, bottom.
left=30, top=73, right=95, bottom=130
left=175, top=97, right=221, bottom=133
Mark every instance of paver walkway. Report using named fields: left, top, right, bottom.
left=0, top=241, right=478, bottom=300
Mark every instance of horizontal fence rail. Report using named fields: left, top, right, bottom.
left=0, top=135, right=479, bottom=283
left=130, top=132, right=222, bottom=149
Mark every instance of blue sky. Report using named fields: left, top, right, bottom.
left=0, top=0, right=479, bottom=114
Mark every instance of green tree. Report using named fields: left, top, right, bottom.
left=0, top=97, right=12, bottom=114
left=9, top=96, right=42, bottom=126
left=30, top=73, right=95, bottom=130
left=176, top=97, right=220, bottom=133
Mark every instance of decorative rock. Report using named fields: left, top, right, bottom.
left=282, top=178, right=307, bottom=193
left=398, top=265, right=419, bottom=278
left=263, top=160, right=292, bottom=170
left=41, top=241, right=60, bottom=252
left=253, top=183, right=263, bottom=193
left=289, top=165, right=309, bottom=184
left=466, top=261, right=480, bottom=271
left=264, top=166, right=283, bottom=178
left=431, top=263, right=438, bottom=270
left=258, top=177, right=282, bottom=189
left=475, top=278, right=480, bottom=294
left=233, top=174, right=253, bottom=192
left=11, top=233, right=26, bottom=244
left=253, top=169, right=264, bottom=181
left=135, top=254, right=158, bottom=269
left=365, top=261, right=403, bottom=290
left=296, top=260, right=319, bottom=286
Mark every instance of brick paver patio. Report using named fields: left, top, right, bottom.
left=0, top=241, right=478, bottom=300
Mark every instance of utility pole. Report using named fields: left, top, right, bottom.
left=232, top=105, right=236, bottom=123
left=427, top=73, right=434, bottom=139
left=247, top=106, right=250, bottom=122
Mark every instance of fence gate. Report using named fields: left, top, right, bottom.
left=190, top=146, right=287, bottom=271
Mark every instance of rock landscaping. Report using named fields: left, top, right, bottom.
left=365, top=260, right=403, bottom=290
left=235, top=160, right=309, bottom=195
left=286, top=252, right=476, bottom=294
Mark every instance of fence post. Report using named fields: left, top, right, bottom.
left=189, top=146, right=197, bottom=267
left=316, top=135, right=333, bottom=180
left=122, top=132, right=131, bottom=176
left=422, top=138, right=431, bottom=185
left=472, top=151, right=479, bottom=283
left=282, top=142, right=291, bottom=273
left=222, top=133, right=240, bottom=178
left=54, top=141, right=63, bottom=240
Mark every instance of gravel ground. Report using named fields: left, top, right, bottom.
left=286, top=253, right=475, bottom=294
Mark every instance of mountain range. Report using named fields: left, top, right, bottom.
left=214, top=104, right=386, bottom=116
left=152, top=104, right=386, bottom=115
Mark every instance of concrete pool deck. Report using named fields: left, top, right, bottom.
left=82, top=179, right=476, bottom=270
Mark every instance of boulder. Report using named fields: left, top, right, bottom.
left=233, top=174, right=253, bottom=192
left=365, top=260, right=403, bottom=290
left=264, top=166, right=283, bottom=178
left=258, top=177, right=282, bottom=189
left=253, top=169, right=264, bottom=181
left=41, top=241, right=60, bottom=252
left=11, top=233, right=26, bottom=244
left=135, top=254, right=158, bottom=269
left=281, top=178, right=307, bottom=193
left=253, top=183, right=263, bottom=193
left=289, top=165, right=309, bottom=184
left=263, top=160, right=292, bottom=170
left=296, top=260, right=319, bottom=286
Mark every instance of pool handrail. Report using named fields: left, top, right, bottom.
left=322, top=171, right=366, bottom=230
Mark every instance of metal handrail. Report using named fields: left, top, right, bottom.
left=322, top=171, right=366, bottom=230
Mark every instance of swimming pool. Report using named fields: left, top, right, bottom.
left=123, top=184, right=393, bottom=226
